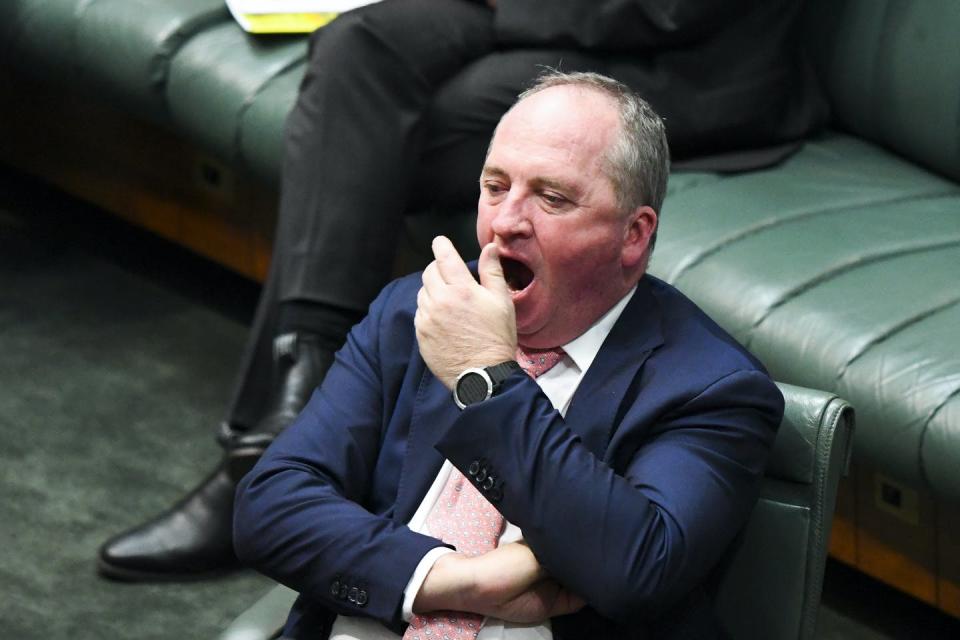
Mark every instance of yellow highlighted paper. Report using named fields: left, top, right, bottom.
left=226, top=1, right=382, bottom=34
left=240, top=12, right=338, bottom=33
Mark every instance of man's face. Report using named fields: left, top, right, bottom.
left=477, top=85, right=653, bottom=349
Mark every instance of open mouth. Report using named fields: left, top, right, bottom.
left=501, top=256, right=534, bottom=292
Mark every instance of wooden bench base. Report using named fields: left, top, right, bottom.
left=830, top=464, right=960, bottom=618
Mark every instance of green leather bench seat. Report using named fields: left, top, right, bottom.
left=0, top=0, right=95, bottom=78
left=0, top=0, right=305, bottom=169
left=75, top=0, right=229, bottom=120
left=237, top=62, right=306, bottom=183
left=649, top=133, right=960, bottom=501
left=166, top=23, right=307, bottom=165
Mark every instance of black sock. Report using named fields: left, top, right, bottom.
left=277, top=300, right=365, bottom=352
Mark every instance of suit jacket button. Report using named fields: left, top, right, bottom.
left=338, top=584, right=348, bottom=599
left=357, top=589, right=369, bottom=607
left=330, top=579, right=341, bottom=597
left=482, top=476, right=495, bottom=491
left=348, top=587, right=359, bottom=604
left=476, top=466, right=488, bottom=482
left=489, top=486, right=503, bottom=503
left=468, top=460, right=481, bottom=477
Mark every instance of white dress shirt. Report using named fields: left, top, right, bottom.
left=329, top=287, right=636, bottom=640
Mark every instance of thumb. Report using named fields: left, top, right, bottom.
left=478, top=243, right=510, bottom=296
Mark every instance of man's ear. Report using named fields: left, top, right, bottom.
left=621, top=205, right=658, bottom=271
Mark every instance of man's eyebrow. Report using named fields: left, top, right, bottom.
left=482, top=167, right=574, bottom=189
left=531, top=176, right=578, bottom=197
left=480, top=165, right=508, bottom=179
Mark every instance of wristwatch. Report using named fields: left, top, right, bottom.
left=453, top=361, right=521, bottom=409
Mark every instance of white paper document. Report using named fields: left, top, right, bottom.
left=226, top=0, right=382, bottom=33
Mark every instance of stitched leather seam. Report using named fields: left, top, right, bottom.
left=745, top=238, right=960, bottom=347
left=838, top=297, right=960, bottom=379
left=916, top=384, right=960, bottom=493
left=665, top=190, right=959, bottom=283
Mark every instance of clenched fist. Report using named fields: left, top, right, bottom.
left=415, top=236, right=517, bottom=389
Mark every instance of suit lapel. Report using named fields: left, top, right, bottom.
left=393, top=366, right=457, bottom=522
left=563, top=277, right=664, bottom=459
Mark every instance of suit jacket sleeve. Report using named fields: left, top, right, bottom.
left=233, top=279, right=446, bottom=631
left=494, top=0, right=759, bottom=50
left=433, top=365, right=782, bottom=623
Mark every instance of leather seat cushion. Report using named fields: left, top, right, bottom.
left=166, top=22, right=306, bottom=163
left=75, top=0, right=229, bottom=120
left=650, top=133, right=960, bottom=500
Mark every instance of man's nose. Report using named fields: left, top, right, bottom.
left=490, top=193, right=533, bottom=239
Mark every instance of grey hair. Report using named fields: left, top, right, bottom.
left=516, top=70, right=670, bottom=224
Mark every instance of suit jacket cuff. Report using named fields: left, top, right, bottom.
left=401, top=547, right=456, bottom=621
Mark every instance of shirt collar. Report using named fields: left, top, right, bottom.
left=560, top=285, right=638, bottom=374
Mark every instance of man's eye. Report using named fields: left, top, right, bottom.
left=484, top=182, right=506, bottom=195
left=542, top=192, right=567, bottom=206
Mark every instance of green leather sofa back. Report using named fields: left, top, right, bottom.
left=805, top=0, right=960, bottom=182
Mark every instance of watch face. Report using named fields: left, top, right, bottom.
left=454, top=368, right=493, bottom=409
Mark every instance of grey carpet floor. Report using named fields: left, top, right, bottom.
left=2, top=168, right=960, bottom=639
left=0, top=174, right=270, bottom=639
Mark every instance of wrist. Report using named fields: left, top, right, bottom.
left=413, top=553, right=475, bottom=614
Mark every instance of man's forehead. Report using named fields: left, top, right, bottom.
left=485, top=87, right=617, bottom=180
left=506, top=85, right=617, bottom=132
left=493, top=87, right=617, bottom=152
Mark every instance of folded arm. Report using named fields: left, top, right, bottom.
left=434, top=367, right=782, bottom=622
left=234, top=279, right=445, bottom=630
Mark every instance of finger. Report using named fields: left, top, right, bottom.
left=416, top=284, right=431, bottom=313
left=478, top=242, right=510, bottom=296
left=432, top=236, right=473, bottom=284
left=421, top=261, right=443, bottom=296
left=548, top=589, right=586, bottom=617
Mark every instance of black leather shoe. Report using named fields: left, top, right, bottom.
left=97, top=464, right=239, bottom=581
left=225, top=332, right=334, bottom=482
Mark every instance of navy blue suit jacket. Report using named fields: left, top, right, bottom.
left=234, top=271, right=783, bottom=639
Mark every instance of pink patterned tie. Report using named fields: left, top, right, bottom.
left=515, top=346, right=565, bottom=378
left=403, top=347, right=565, bottom=640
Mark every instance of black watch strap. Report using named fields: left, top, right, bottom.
left=486, top=360, right=522, bottom=384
